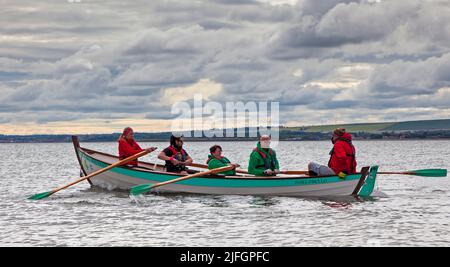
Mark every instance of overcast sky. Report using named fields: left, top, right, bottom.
left=1, top=0, right=449, bottom=134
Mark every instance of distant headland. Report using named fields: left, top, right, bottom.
left=1, top=119, right=450, bottom=143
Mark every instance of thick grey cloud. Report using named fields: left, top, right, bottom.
left=362, top=52, right=450, bottom=98
left=267, top=0, right=450, bottom=60
left=297, top=0, right=358, bottom=17
left=0, top=0, right=449, bottom=131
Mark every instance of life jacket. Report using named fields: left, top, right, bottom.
left=165, top=146, right=188, bottom=172
left=328, top=134, right=356, bottom=174
left=166, top=146, right=188, bottom=162
left=254, top=147, right=276, bottom=170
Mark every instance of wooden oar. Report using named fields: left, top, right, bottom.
left=378, top=169, right=447, bottom=177
left=281, top=171, right=309, bottom=175
left=28, top=149, right=153, bottom=200
left=282, top=169, right=447, bottom=177
left=191, top=163, right=249, bottom=174
left=281, top=169, right=447, bottom=177
left=192, top=163, right=309, bottom=176
left=130, top=165, right=236, bottom=196
left=190, top=163, right=447, bottom=178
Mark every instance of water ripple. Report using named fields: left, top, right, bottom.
left=1, top=141, right=449, bottom=246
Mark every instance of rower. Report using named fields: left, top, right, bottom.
left=308, top=128, right=357, bottom=179
left=248, top=135, right=280, bottom=176
left=158, top=133, right=193, bottom=175
left=207, top=145, right=239, bottom=176
left=118, top=127, right=157, bottom=167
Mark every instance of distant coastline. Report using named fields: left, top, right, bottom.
left=1, top=133, right=450, bottom=143
left=2, top=119, right=450, bottom=143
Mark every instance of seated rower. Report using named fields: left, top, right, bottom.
left=248, top=135, right=280, bottom=176
left=308, top=128, right=357, bottom=179
left=118, top=127, right=156, bottom=167
left=207, top=145, right=239, bottom=176
left=158, top=134, right=193, bottom=175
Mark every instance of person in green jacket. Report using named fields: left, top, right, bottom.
left=207, top=145, right=238, bottom=176
left=248, top=135, right=280, bottom=176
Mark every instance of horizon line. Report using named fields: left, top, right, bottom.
left=1, top=118, right=449, bottom=136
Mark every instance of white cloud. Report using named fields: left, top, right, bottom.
left=257, top=0, right=299, bottom=6
left=161, top=79, right=223, bottom=105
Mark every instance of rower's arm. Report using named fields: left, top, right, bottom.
left=184, top=156, right=193, bottom=166
left=158, top=151, right=171, bottom=161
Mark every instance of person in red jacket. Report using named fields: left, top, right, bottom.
left=118, top=127, right=156, bottom=167
left=308, top=128, right=357, bottom=179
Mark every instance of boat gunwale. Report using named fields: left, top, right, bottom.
left=77, top=146, right=367, bottom=182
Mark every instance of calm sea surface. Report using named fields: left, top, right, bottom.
left=0, top=140, right=449, bottom=247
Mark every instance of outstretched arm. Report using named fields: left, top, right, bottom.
left=158, top=151, right=170, bottom=161
left=183, top=156, right=193, bottom=166
left=158, top=150, right=181, bottom=165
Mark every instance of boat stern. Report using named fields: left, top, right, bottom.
left=354, top=166, right=379, bottom=197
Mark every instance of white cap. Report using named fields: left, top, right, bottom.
left=172, top=132, right=184, bottom=138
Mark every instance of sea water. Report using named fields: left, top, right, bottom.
left=0, top=141, right=449, bottom=246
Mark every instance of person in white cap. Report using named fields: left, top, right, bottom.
left=248, top=135, right=280, bottom=176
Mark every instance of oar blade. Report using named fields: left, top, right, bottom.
left=28, top=191, right=52, bottom=200
left=130, top=184, right=153, bottom=196
left=412, top=169, right=447, bottom=177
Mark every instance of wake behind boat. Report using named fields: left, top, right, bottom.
left=72, top=136, right=379, bottom=198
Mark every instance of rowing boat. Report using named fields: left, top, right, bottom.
left=72, top=136, right=379, bottom=197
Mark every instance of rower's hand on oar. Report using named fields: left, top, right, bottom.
left=171, top=158, right=181, bottom=166
left=338, top=172, right=347, bottom=180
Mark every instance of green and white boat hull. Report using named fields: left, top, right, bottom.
left=74, top=140, right=378, bottom=198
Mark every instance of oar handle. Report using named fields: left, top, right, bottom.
left=191, top=162, right=249, bottom=174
